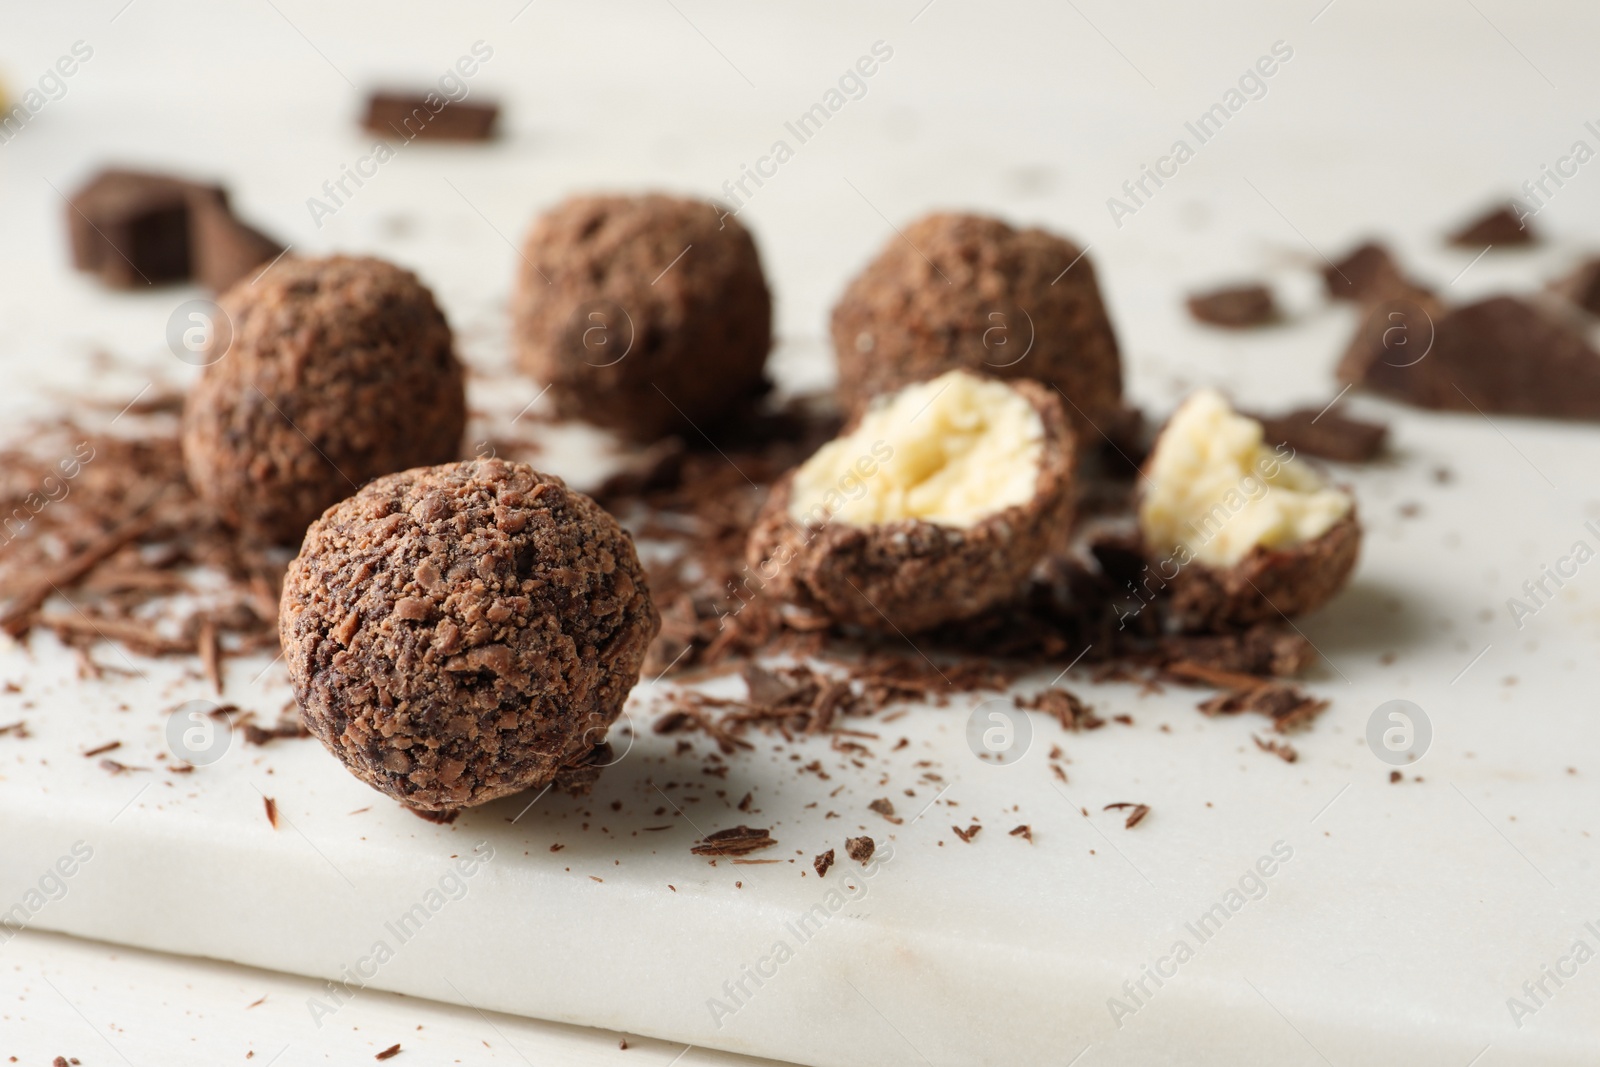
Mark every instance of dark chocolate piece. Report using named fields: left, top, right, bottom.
left=1448, top=203, right=1536, bottom=248
left=1322, top=241, right=1412, bottom=303
left=1186, top=284, right=1277, bottom=328
left=67, top=169, right=222, bottom=288
left=1339, top=294, right=1600, bottom=419
left=1252, top=406, right=1388, bottom=463
left=191, top=198, right=284, bottom=293
left=831, top=212, right=1125, bottom=440
left=66, top=167, right=284, bottom=292
left=1551, top=259, right=1600, bottom=316
left=362, top=92, right=499, bottom=141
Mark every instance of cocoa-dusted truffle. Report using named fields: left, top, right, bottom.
left=182, top=255, right=466, bottom=545
left=1137, top=389, right=1360, bottom=631
left=511, top=193, right=771, bottom=442
left=279, top=459, right=659, bottom=812
left=746, top=370, right=1075, bottom=634
left=830, top=212, right=1123, bottom=439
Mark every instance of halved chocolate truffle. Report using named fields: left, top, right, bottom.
left=746, top=370, right=1076, bottom=634
left=1137, top=389, right=1360, bottom=631
left=279, top=459, right=659, bottom=812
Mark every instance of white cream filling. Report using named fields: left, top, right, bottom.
left=788, top=370, right=1044, bottom=529
left=1139, top=388, right=1351, bottom=567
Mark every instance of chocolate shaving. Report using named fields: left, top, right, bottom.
left=1105, top=802, right=1150, bottom=829
left=691, top=825, right=776, bottom=857
left=262, top=796, right=278, bottom=829
left=375, top=1043, right=402, bottom=1061
left=1009, top=824, right=1032, bottom=842
left=82, top=740, right=121, bottom=757
left=950, top=823, right=981, bottom=843
left=1253, top=734, right=1299, bottom=762
left=1016, top=687, right=1102, bottom=731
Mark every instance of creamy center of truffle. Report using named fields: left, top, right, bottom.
left=1139, top=388, right=1351, bottom=568
left=788, top=370, right=1044, bottom=529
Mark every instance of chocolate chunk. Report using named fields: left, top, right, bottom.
left=1323, top=241, right=1413, bottom=303
left=1186, top=284, right=1277, bottom=328
left=362, top=92, right=499, bottom=141
left=1551, top=259, right=1600, bottom=316
left=1339, top=294, right=1600, bottom=419
left=813, top=849, right=835, bottom=877
left=1252, top=406, right=1388, bottom=463
left=67, top=169, right=221, bottom=287
left=1448, top=203, right=1536, bottom=248
left=66, top=167, right=283, bottom=292
left=191, top=198, right=284, bottom=292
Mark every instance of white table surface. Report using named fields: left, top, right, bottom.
left=4, top=1, right=1600, bottom=1064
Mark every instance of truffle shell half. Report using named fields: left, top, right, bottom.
left=1160, top=511, right=1362, bottom=632
left=745, top=379, right=1076, bottom=634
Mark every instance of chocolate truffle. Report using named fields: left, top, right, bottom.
left=279, top=459, right=659, bottom=812
left=746, top=370, right=1075, bottom=634
left=182, top=255, right=467, bottom=545
left=830, top=212, right=1123, bottom=440
left=1138, top=390, right=1360, bottom=631
left=1338, top=294, right=1600, bottom=420
left=511, top=193, right=772, bottom=442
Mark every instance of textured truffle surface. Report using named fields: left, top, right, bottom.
left=830, top=212, right=1123, bottom=439
left=280, top=459, right=659, bottom=811
left=511, top=193, right=772, bottom=442
left=182, top=255, right=466, bottom=545
left=746, top=379, right=1076, bottom=634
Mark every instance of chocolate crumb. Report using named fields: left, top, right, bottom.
left=1390, top=770, right=1402, bottom=783
left=844, top=835, right=875, bottom=863
left=951, top=823, right=981, bottom=843
left=813, top=849, right=835, bottom=878
left=262, top=796, right=278, bottom=829
left=1009, top=824, right=1032, bottom=843
left=867, top=797, right=902, bottom=824
left=691, top=826, right=776, bottom=857
left=375, top=1044, right=402, bottom=1061
left=82, top=740, right=121, bottom=758
left=1253, top=735, right=1298, bottom=763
